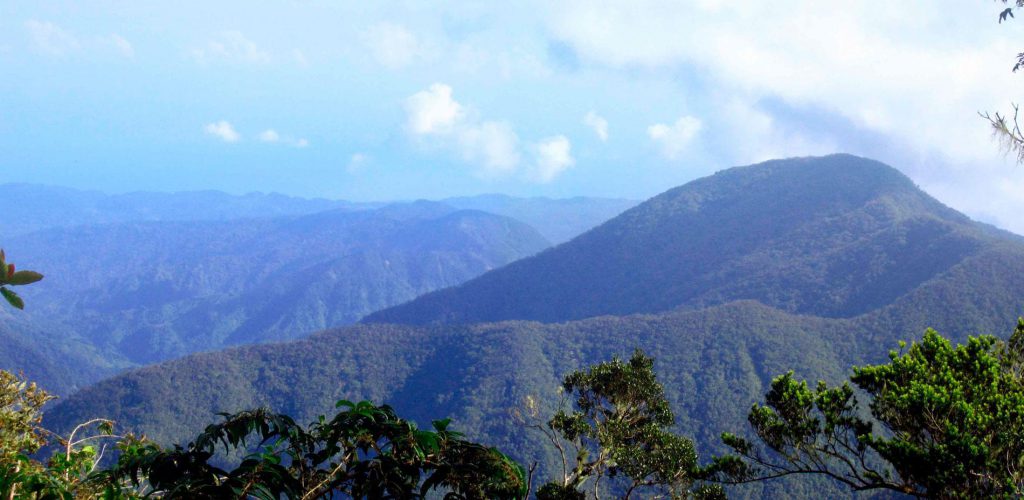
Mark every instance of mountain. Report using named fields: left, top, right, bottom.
left=3, top=202, right=549, bottom=392
left=365, top=154, right=1018, bottom=325
left=46, top=302, right=861, bottom=498
left=40, top=154, right=1024, bottom=495
left=0, top=183, right=373, bottom=236
left=0, top=185, right=636, bottom=394
left=0, top=183, right=638, bottom=242
left=441, top=194, right=638, bottom=244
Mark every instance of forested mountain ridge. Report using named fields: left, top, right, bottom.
left=1, top=203, right=550, bottom=393
left=45, top=302, right=860, bottom=497
left=0, top=188, right=635, bottom=395
left=365, top=154, right=1015, bottom=325
left=43, top=154, right=1024, bottom=496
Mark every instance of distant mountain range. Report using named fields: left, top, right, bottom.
left=43, top=154, right=1024, bottom=495
left=0, top=185, right=635, bottom=394
left=0, top=183, right=638, bottom=244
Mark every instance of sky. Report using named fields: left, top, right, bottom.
left=3, top=1, right=1024, bottom=233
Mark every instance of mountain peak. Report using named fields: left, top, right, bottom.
left=364, top=155, right=994, bottom=326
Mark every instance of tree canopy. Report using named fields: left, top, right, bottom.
left=522, top=350, right=722, bottom=499
left=708, top=321, right=1024, bottom=498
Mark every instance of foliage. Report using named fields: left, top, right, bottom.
left=0, top=370, right=53, bottom=460
left=521, top=350, right=721, bottom=499
left=0, top=250, right=43, bottom=310
left=0, top=369, right=118, bottom=499
left=708, top=321, right=1024, bottom=498
left=93, top=400, right=525, bottom=499
left=2, top=386, right=526, bottom=499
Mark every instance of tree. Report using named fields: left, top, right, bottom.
left=518, top=350, right=721, bottom=499
left=90, top=400, right=525, bottom=499
left=707, top=321, right=1024, bottom=498
left=982, top=1, right=1024, bottom=162
left=0, top=376, right=526, bottom=499
left=0, top=369, right=120, bottom=499
left=0, top=250, right=43, bottom=310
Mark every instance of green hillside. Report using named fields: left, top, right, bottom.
left=366, top=154, right=1016, bottom=325
left=42, top=154, right=1024, bottom=495
left=2, top=202, right=550, bottom=391
left=46, top=302, right=863, bottom=497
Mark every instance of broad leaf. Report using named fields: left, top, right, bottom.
left=7, top=271, right=43, bottom=286
left=1, top=288, right=24, bottom=310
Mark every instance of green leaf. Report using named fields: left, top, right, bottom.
left=432, top=418, right=452, bottom=432
left=7, top=270, right=43, bottom=286
left=98, top=421, right=114, bottom=435
left=1, top=287, right=24, bottom=309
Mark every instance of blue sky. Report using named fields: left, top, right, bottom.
left=3, top=1, right=1024, bottom=233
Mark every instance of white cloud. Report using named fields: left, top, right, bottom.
left=192, top=31, right=270, bottom=65
left=24, top=22, right=135, bottom=59
left=457, top=121, right=521, bottom=174
left=405, top=83, right=519, bottom=175
left=204, top=120, right=240, bottom=142
left=25, top=20, right=80, bottom=56
left=259, top=129, right=308, bottom=147
left=546, top=1, right=1018, bottom=164
left=545, top=1, right=1024, bottom=232
left=647, top=116, right=702, bottom=160
left=108, top=34, right=134, bottom=58
left=347, top=153, right=369, bottom=173
left=259, top=129, right=280, bottom=143
left=532, top=135, right=575, bottom=182
left=362, top=23, right=423, bottom=69
left=404, top=83, right=576, bottom=181
left=716, top=98, right=837, bottom=164
left=583, top=111, right=609, bottom=141
left=405, top=83, right=464, bottom=135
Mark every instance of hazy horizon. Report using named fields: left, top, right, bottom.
left=3, top=2, right=1024, bottom=234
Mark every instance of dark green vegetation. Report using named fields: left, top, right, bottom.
left=710, top=320, right=1024, bottom=497
left=13, top=327, right=1024, bottom=498
left=529, top=350, right=720, bottom=499
left=2, top=370, right=525, bottom=499
left=0, top=250, right=44, bottom=310
left=29, top=154, right=1024, bottom=496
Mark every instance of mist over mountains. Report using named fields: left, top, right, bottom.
left=41, top=154, right=1024, bottom=494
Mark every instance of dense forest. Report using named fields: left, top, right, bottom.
left=12, top=155, right=1023, bottom=497
left=0, top=187, right=633, bottom=394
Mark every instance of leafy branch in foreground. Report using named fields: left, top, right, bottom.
left=516, top=349, right=722, bottom=499
left=706, top=321, right=1024, bottom=498
left=0, top=250, right=43, bottom=310
left=0, top=370, right=120, bottom=499
left=92, top=400, right=526, bottom=499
